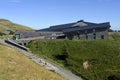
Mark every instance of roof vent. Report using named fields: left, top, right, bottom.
left=78, top=20, right=84, bottom=22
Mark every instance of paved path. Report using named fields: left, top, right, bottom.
left=0, top=39, right=83, bottom=80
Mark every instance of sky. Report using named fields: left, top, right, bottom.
left=0, top=0, right=120, bottom=30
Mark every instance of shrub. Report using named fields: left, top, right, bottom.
left=27, top=39, right=120, bottom=80
left=107, top=75, right=120, bottom=80
left=111, top=33, right=120, bottom=40
left=0, top=32, right=6, bottom=36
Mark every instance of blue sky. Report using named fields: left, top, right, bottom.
left=0, top=0, right=120, bottom=30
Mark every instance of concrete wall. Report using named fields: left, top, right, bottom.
left=15, top=28, right=109, bottom=40
left=66, top=29, right=109, bottom=40
left=15, top=31, right=64, bottom=40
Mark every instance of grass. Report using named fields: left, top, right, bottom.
left=0, top=19, right=34, bottom=32
left=109, top=32, right=120, bottom=40
left=0, top=44, right=67, bottom=80
left=27, top=33, right=120, bottom=80
left=0, top=35, right=13, bottom=39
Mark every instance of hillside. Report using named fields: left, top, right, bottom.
left=0, top=19, right=34, bottom=33
left=27, top=34, right=120, bottom=80
left=0, top=44, right=66, bottom=80
left=109, top=32, right=120, bottom=40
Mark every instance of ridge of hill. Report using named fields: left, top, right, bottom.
left=0, top=19, right=34, bottom=33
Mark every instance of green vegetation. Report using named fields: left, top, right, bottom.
left=0, top=19, right=33, bottom=32
left=27, top=34, right=120, bottom=80
left=109, top=32, right=120, bottom=40
left=0, top=19, right=34, bottom=39
left=0, top=44, right=67, bottom=80
left=0, top=32, right=5, bottom=36
left=0, top=35, right=13, bottom=39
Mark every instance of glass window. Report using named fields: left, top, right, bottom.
left=93, top=29, right=96, bottom=33
left=93, top=33, right=96, bottom=39
left=93, top=29, right=96, bottom=39
left=85, top=30, right=87, bottom=34
left=85, top=30, right=88, bottom=39
left=86, top=35, right=88, bottom=39
left=77, top=32, right=80, bottom=39
left=93, top=36, right=96, bottom=39
left=101, top=35, right=104, bottom=39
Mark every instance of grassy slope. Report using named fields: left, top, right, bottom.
left=0, top=19, right=34, bottom=32
left=0, top=44, right=67, bottom=80
left=0, top=35, right=13, bottom=39
left=27, top=33, right=120, bottom=80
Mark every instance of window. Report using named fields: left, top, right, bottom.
left=85, top=30, right=87, bottom=34
left=77, top=31, right=80, bottom=39
left=86, top=35, right=88, bottom=39
left=93, top=29, right=96, bottom=39
left=101, top=35, right=104, bottom=39
left=93, top=29, right=95, bottom=33
left=15, top=34, right=20, bottom=40
left=93, top=36, right=96, bottom=39
left=93, top=33, right=96, bottom=39
left=85, top=30, right=88, bottom=39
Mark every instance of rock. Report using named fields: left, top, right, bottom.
left=83, top=61, right=90, bottom=70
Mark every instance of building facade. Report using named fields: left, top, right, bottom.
left=15, top=31, right=64, bottom=40
left=15, top=20, right=111, bottom=40
left=38, top=20, right=111, bottom=40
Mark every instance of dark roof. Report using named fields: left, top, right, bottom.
left=38, top=20, right=111, bottom=32
left=50, top=23, right=75, bottom=31
left=49, top=20, right=98, bottom=31
left=63, top=22, right=110, bottom=33
left=36, top=28, right=51, bottom=31
left=37, top=23, right=75, bottom=32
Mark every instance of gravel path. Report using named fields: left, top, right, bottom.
left=0, top=39, right=83, bottom=80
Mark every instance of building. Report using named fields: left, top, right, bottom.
left=37, top=20, right=111, bottom=40
left=15, top=31, right=64, bottom=40
left=15, top=20, right=111, bottom=40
